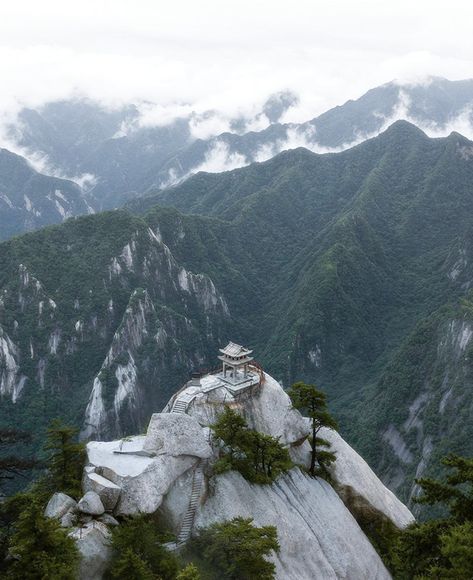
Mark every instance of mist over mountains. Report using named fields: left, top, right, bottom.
left=1, top=77, right=473, bottom=242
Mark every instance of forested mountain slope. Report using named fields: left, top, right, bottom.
left=2, top=121, right=473, bottom=512
left=7, top=77, right=473, bottom=212
left=0, top=148, right=94, bottom=240
left=0, top=211, right=232, bottom=445
left=132, top=121, right=473, bottom=511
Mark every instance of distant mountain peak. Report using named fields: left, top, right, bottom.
left=380, top=119, right=429, bottom=138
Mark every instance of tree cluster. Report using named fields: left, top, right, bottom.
left=0, top=419, right=85, bottom=577
left=105, top=515, right=179, bottom=580
left=391, top=454, right=473, bottom=578
left=5, top=498, right=79, bottom=580
left=41, top=419, right=85, bottom=499
left=212, top=407, right=292, bottom=484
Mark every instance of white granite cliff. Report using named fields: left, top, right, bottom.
left=49, top=370, right=414, bottom=579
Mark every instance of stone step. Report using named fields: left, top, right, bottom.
left=171, top=400, right=187, bottom=413
left=175, top=463, right=206, bottom=544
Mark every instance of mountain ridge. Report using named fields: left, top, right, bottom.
left=3, top=77, right=472, bottom=229
left=0, top=147, right=95, bottom=241
left=2, top=123, right=473, bottom=514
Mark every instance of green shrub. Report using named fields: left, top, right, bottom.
left=212, top=407, right=292, bottom=484
left=191, top=517, right=279, bottom=580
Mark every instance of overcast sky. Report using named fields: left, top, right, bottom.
left=1, top=0, right=473, bottom=125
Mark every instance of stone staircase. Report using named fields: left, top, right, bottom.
left=171, top=391, right=195, bottom=414
left=165, top=388, right=212, bottom=549
left=176, top=462, right=205, bottom=544
left=171, top=399, right=187, bottom=413
left=164, top=462, right=205, bottom=551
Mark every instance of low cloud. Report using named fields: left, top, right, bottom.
left=187, top=141, right=248, bottom=174
left=0, top=118, right=97, bottom=190
left=179, top=88, right=473, bottom=185
left=366, top=89, right=473, bottom=141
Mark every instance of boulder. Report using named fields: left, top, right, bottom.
left=45, top=492, right=77, bottom=520
left=98, top=513, right=120, bottom=526
left=83, top=471, right=121, bottom=511
left=61, top=510, right=78, bottom=528
left=78, top=491, right=105, bottom=516
left=86, top=438, right=199, bottom=515
left=158, top=466, right=195, bottom=532
left=69, top=521, right=111, bottom=580
left=143, top=412, right=212, bottom=458
left=114, top=455, right=197, bottom=515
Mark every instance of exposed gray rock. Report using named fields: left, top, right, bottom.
left=83, top=471, right=121, bottom=511
left=143, top=412, right=212, bottom=458
left=185, top=373, right=309, bottom=446
left=78, top=491, right=105, bottom=516
left=98, top=513, right=120, bottom=526
left=192, top=469, right=391, bottom=580
left=158, top=465, right=195, bottom=531
left=60, top=510, right=77, bottom=528
left=44, top=492, right=77, bottom=520
left=245, top=374, right=310, bottom=445
left=321, top=427, right=415, bottom=529
left=69, top=521, right=112, bottom=580
left=86, top=437, right=198, bottom=515
left=114, top=455, right=198, bottom=516
left=83, top=369, right=413, bottom=578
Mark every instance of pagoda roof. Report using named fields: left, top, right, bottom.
left=219, top=341, right=253, bottom=357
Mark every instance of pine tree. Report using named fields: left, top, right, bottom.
left=212, top=407, right=292, bottom=483
left=415, top=454, right=473, bottom=520
left=108, top=547, right=155, bottom=580
left=192, top=517, right=279, bottom=580
left=6, top=498, right=79, bottom=579
left=287, top=382, right=338, bottom=477
left=107, top=515, right=178, bottom=580
left=393, top=454, right=473, bottom=578
left=43, top=419, right=85, bottom=498
left=211, top=406, right=247, bottom=463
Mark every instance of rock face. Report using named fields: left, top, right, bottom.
left=244, top=374, right=310, bottom=444
left=44, top=492, right=77, bottom=519
left=81, top=370, right=414, bottom=579
left=321, top=427, right=415, bottom=529
left=69, top=522, right=112, bottom=580
left=86, top=436, right=198, bottom=516
left=191, top=469, right=391, bottom=580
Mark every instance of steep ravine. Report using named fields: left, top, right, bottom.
left=360, top=310, right=473, bottom=514
left=0, top=215, right=233, bottom=443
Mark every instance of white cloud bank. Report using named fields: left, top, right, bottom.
left=175, top=90, right=473, bottom=182
left=1, top=0, right=473, bottom=128
left=1, top=0, right=473, bottom=189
